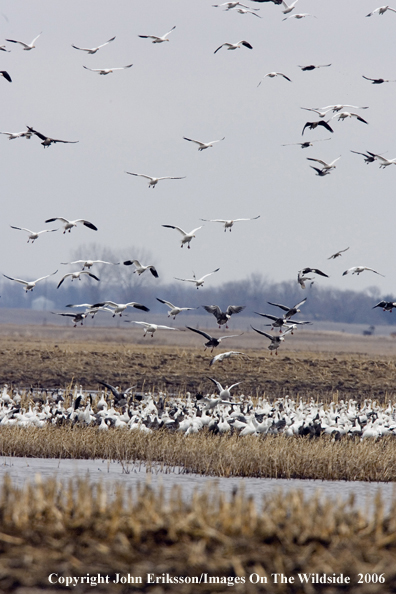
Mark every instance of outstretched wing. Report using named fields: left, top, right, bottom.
left=186, top=326, right=212, bottom=340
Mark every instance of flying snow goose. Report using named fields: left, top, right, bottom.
left=5, top=33, right=41, bottom=50
left=282, top=138, right=331, bottom=148
left=310, top=166, right=331, bottom=177
left=209, top=351, right=246, bottom=366
left=371, top=154, right=396, bottom=168
left=3, top=270, right=58, bottom=292
left=298, top=63, right=331, bottom=71
left=57, top=270, right=100, bottom=289
left=343, top=266, right=384, bottom=277
left=282, top=13, right=316, bottom=21
left=27, top=127, right=79, bottom=148
left=366, top=6, right=396, bottom=16
left=362, top=75, right=396, bottom=84
left=373, top=300, right=396, bottom=312
left=162, top=225, right=203, bottom=248
left=306, top=156, right=341, bottom=170
left=316, top=104, right=369, bottom=113
left=123, top=259, right=158, bottom=277
left=186, top=326, right=242, bottom=352
left=207, top=377, right=242, bottom=400
left=10, top=226, right=58, bottom=243
left=300, top=267, right=329, bottom=277
left=267, top=297, right=307, bottom=319
left=251, top=325, right=293, bottom=354
left=72, top=36, right=116, bottom=54
left=328, top=247, right=350, bottom=259
left=52, top=311, right=88, bottom=327
left=301, top=107, right=334, bottom=118
left=297, top=271, right=314, bottom=289
left=332, top=112, right=368, bottom=124
left=174, top=268, right=220, bottom=288
left=202, top=305, right=246, bottom=328
left=61, top=259, right=119, bottom=270
left=281, top=0, right=299, bottom=13
left=350, top=150, right=377, bottom=164
left=91, top=300, right=149, bottom=316
left=125, top=171, right=185, bottom=188
left=83, top=64, right=133, bottom=75
left=302, top=120, right=333, bottom=135
left=66, top=303, right=113, bottom=318
left=1, top=130, right=31, bottom=139
left=126, top=321, right=180, bottom=337
left=0, top=46, right=10, bottom=52
left=45, top=217, right=97, bottom=232
left=231, top=7, right=262, bottom=16
left=254, top=312, right=310, bottom=332
left=183, top=136, right=225, bottom=150
left=258, top=72, right=291, bottom=85
left=138, top=26, right=176, bottom=43
left=212, top=2, right=258, bottom=8
left=214, top=40, right=253, bottom=53
left=156, top=298, right=198, bottom=319
left=199, top=216, right=260, bottom=231
left=0, top=71, right=12, bottom=82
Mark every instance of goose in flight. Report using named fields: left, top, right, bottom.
left=202, top=305, right=246, bottom=328
left=138, top=26, right=176, bottom=43
left=302, top=120, right=334, bottom=135
left=162, top=224, right=203, bottom=248
left=343, top=266, right=384, bottom=277
left=258, top=72, right=291, bottom=85
left=174, top=268, right=220, bottom=288
left=183, top=136, right=225, bottom=151
left=298, top=64, right=331, bottom=71
left=1, top=130, right=32, bottom=139
left=267, top=297, right=307, bottom=319
left=297, top=271, right=315, bottom=289
left=27, top=126, right=79, bottom=148
left=350, top=150, right=378, bottom=164
left=57, top=270, right=100, bottom=289
left=282, top=138, right=331, bottom=148
left=3, top=270, right=58, bottom=292
left=251, top=325, right=293, bottom=354
left=199, top=216, right=260, bottom=231
left=332, top=112, right=368, bottom=124
left=123, top=259, right=158, bottom=277
left=281, top=0, right=299, bottom=13
left=125, top=171, right=185, bottom=188
left=207, top=377, right=242, bottom=400
left=300, top=267, right=329, bottom=278
left=10, top=226, right=58, bottom=243
left=306, top=156, right=341, bottom=170
left=231, top=7, right=262, bottom=16
left=214, top=40, right=253, bottom=53
left=52, top=311, right=88, bottom=327
left=371, top=154, right=396, bottom=168
left=310, top=166, right=331, bottom=177
left=45, top=218, right=97, bottom=233
left=0, top=71, right=12, bottom=82
left=156, top=298, right=198, bottom=319
left=66, top=303, right=113, bottom=318
left=373, top=300, right=396, bottom=312
left=61, top=259, right=119, bottom=270
left=6, top=33, right=41, bottom=50
left=126, top=321, right=180, bottom=337
left=186, top=326, right=242, bottom=352
left=91, top=300, right=150, bottom=316
left=255, top=312, right=311, bottom=332
left=83, top=64, right=133, bottom=75
left=0, top=46, right=10, bottom=52
left=282, top=13, right=316, bottom=21
left=72, top=36, right=116, bottom=54
left=301, top=107, right=333, bottom=118
left=328, top=247, right=350, bottom=259
left=366, top=6, right=396, bottom=16
left=209, top=351, right=246, bottom=366
left=362, top=75, right=396, bottom=84
left=212, top=2, right=258, bottom=8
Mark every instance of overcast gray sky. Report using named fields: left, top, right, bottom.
left=1, top=0, right=395, bottom=300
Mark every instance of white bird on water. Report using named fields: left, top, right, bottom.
left=200, top=216, right=260, bottom=232
left=72, top=36, right=116, bottom=54
left=342, top=267, right=384, bottom=277
left=10, top=226, right=58, bottom=243
left=3, top=270, right=58, bottom=292
left=83, top=64, right=133, bottom=75
left=156, top=298, right=198, bottom=319
left=45, top=218, right=97, bottom=233
left=125, top=171, right=185, bottom=188
left=162, top=225, right=203, bottom=248
left=174, top=268, right=220, bottom=289
left=6, top=33, right=41, bottom=50
left=138, top=26, right=176, bottom=43
left=183, top=136, right=225, bottom=151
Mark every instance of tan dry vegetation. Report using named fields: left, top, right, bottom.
left=1, top=330, right=396, bottom=401
left=0, top=474, right=395, bottom=593
left=1, top=427, right=396, bottom=482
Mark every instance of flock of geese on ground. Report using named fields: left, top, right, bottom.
left=1, top=383, right=396, bottom=440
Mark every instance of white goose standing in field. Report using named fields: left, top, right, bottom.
left=342, top=266, right=384, bottom=277
left=10, top=226, right=58, bottom=243
left=57, top=270, right=100, bottom=289
left=6, top=33, right=41, bottom=50
left=125, top=171, right=185, bottom=188
left=123, top=260, right=158, bottom=277
left=91, top=300, right=150, bottom=316
left=126, top=321, right=180, bottom=337
left=214, top=40, right=253, bottom=53
left=162, top=224, right=203, bottom=248
left=138, top=26, right=176, bottom=43
left=72, top=36, right=116, bottom=54
left=156, top=298, right=198, bottom=319
left=83, top=64, right=133, bottom=75
left=200, top=216, right=260, bottom=231
left=61, top=259, right=119, bottom=270
left=45, top=217, right=97, bottom=233
left=3, top=270, right=58, bottom=292
left=183, top=136, right=225, bottom=150
left=174, top=268, right=220, bottom=288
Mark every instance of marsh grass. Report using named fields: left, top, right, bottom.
left=0, top=474, right=395, bottom=592
left=1, top=426, right=396, bottom=481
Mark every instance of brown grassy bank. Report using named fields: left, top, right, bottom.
left=0, top=475, right=395, bottom=593
left=1, top=426, right=396, bottom=482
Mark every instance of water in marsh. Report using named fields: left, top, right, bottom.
left=1, top=456, right=394, bottom=513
